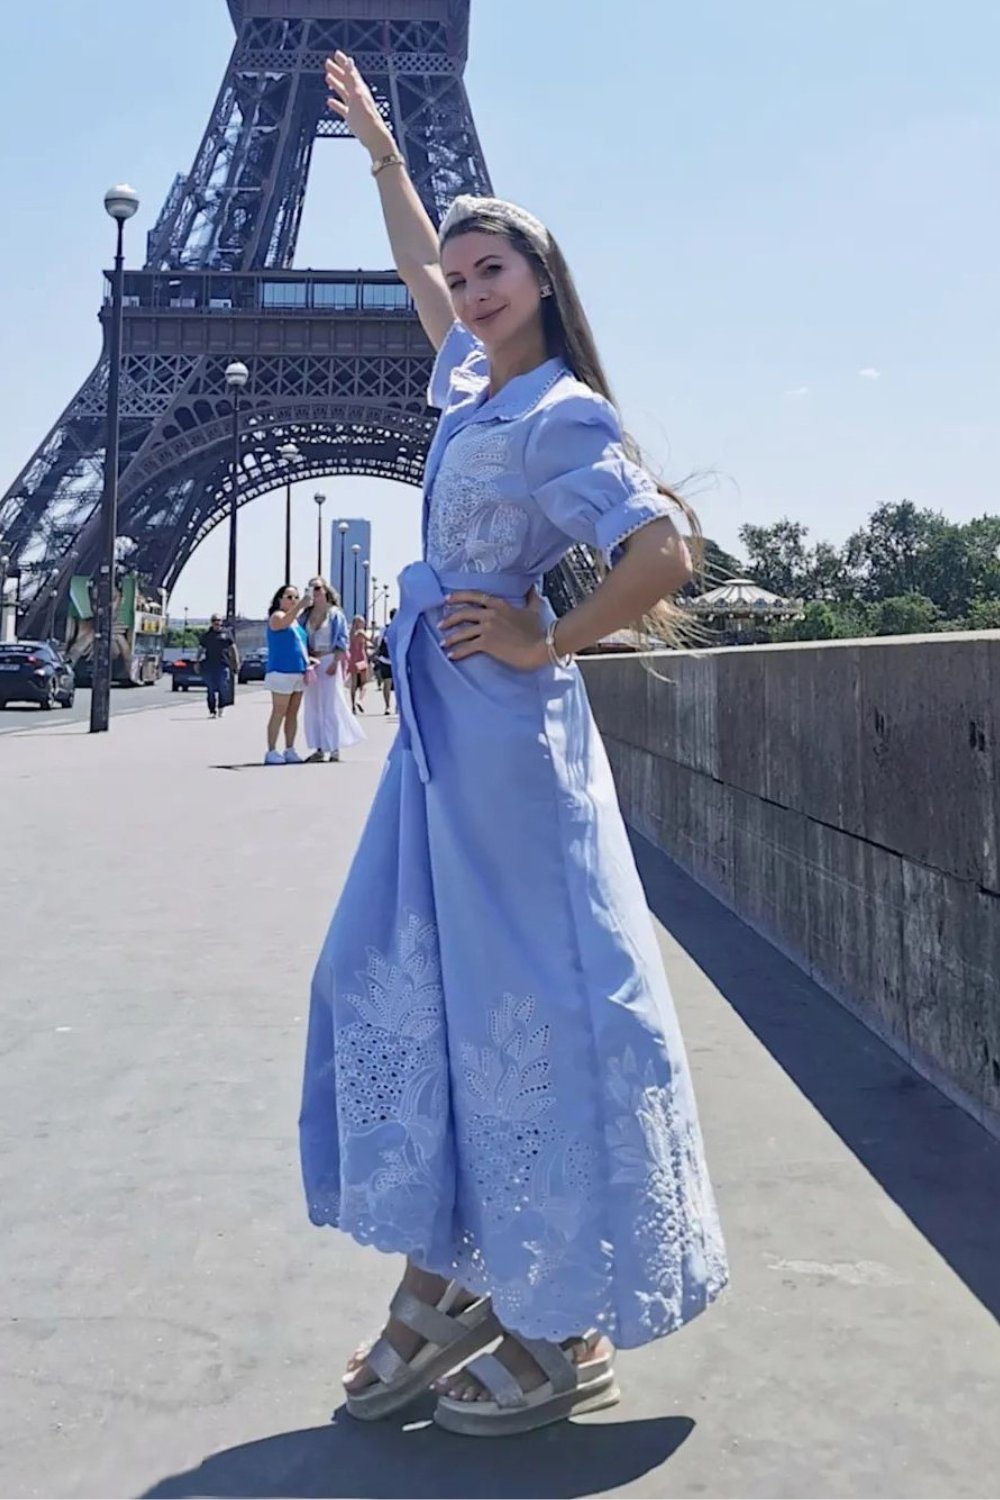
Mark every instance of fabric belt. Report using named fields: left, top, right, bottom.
left=388, top=561, right=540, bottom=785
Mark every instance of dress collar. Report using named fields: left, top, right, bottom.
left=464, top=356, right=568, bottom=424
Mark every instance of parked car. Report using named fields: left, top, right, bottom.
left=238, top=648, right=267, bottom=684
left=168, top=656, right=206, bottom=692
left=0, top=640, right=76, bottom=709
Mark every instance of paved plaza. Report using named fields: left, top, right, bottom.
left=2, top=686, right=1000, bottom=1499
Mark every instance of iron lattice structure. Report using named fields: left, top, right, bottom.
left=2, top=0, right=593, bottom=634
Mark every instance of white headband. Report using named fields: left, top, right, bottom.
left=439, top=194, right=551, bottom=250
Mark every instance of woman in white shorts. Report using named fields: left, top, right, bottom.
left=264, top=583, right=310, bottom=765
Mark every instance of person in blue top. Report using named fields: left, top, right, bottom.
left=299, top=51, right=728, bottom=1436
left=264, top=583, right=310, bottom=766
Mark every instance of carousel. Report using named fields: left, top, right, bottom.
left=682, top=578, right=803, bottom=644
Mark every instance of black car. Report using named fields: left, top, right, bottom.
left=238, top=648, right=267, bottom=684
left=0, top=641, right=76, bottom=709
left=168, top=656, right=206, bottom=692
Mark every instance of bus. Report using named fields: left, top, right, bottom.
left=66, top=572, right=167, bottom=687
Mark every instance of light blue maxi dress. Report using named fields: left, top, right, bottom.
left=300, top=324, right=728, bottom=1349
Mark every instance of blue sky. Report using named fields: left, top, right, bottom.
left=0, top=0, right=997, bottom=616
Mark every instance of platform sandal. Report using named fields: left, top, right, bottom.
left=344, top=1280, right=501, bottom=1421
left=433, top=1331, right=620, bottom=1437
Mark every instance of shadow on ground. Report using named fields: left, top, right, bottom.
left=631, top=829, right=1000, bottom=1323
left=141, top=1405, right=693, bottom=1498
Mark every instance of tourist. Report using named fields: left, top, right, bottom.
left=372, top=608, right=396, bottom=714
left=299, top=52, right=727, bottom=1437
left=198, top=613, right=238, bottom=719
left=346, top=614, right=370, bottom=714
left=300, top=577, right=364, bottom=763
left=263, top=584, right=309, bottom=766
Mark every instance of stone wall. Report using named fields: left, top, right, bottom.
left=581, top=632, right=1000, bottom=1136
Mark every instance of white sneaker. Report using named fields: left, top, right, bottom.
left=264, top=749, right=284, bottom=766
left=283, top=747, right=303, bottom=765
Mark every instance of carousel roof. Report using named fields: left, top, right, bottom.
left=685, top=578, right=800, bottom=614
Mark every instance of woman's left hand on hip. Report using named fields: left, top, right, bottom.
left=439, top=589, right=547, bottom=671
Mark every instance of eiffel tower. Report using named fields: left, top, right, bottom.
left=1, top=0, right=589, bottom=637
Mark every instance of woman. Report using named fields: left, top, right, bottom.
left=373, top=608, right=397, bottom=715
left=346, top=615, right=370, bottom=714
left=300, top=52, right=728, bottom=1437
left=301, top=578, right=364, bottom=764
left=264, top=584, right=309, bottom=766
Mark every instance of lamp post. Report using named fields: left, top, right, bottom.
left=362, top=557, right=370, bottom=627
left=337, top=520, right=349, bottom=602
left=0, top=554, right=8, bottom=644
left=277, top=442, right=300, bottom=582
left=90, top=182, right=139, bottom=734
left=46, top=588, right=59, bottom=643
left=314, top=492, right=327, bottom=576
left=382, top=584, right=390, bottom=627
left=224, top=359, right=249, bottom=631
left=351, top=543, right=361, bottom=621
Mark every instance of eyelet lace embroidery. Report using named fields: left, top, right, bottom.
left=426, top=427, right=529, bottom=573
left=310, top=913, right=728, bottom=1344
left=330, top=912, right=451, bottom=1242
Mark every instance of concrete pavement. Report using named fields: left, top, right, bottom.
left=1, top=687, right=999, bottom=1499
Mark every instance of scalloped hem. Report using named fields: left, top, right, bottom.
left=306, top=1204, right=729, bottom=1350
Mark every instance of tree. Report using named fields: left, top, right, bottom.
left=846, top=501, right=946, bottom=601
left=738, top=519, right=811, bottom=597
left=775, top=602, right=838, bottom=641
left=807, top=539, right=855, bottom=602
left=870, top=593, right=939, bottom=637
left=967, top=598, right=1000, bottom=630
left=771, top=599, right=872, bottom=642
left=691, top=537, right=744, bottom=593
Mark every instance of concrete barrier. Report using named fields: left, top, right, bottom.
left=581, top=631, right=1000, bottom=1137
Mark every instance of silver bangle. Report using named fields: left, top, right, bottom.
left=545, top=619, right=573, bottom=668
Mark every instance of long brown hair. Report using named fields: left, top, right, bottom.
left=441, top=209, right=701, bottom=649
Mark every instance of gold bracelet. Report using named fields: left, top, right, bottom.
left=371, top=152, right=405, bottom=177
left=545, top=618, right=573, bottom=668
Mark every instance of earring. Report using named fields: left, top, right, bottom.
left=540, top=284, right=553, bottom=298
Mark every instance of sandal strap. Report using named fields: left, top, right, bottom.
left=365, top=1336, right=408, bottom=1385
left=463, top=1352, right=528, bottom=1410
left=517, top=1336, right=580, bottom=1395
left=390, top=1287, right=479, bottom=1347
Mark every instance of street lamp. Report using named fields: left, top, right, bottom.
left=224, top=359, right=249, bottom=632
left=278, top=441, right=300, bottom=582
left=0, top=554, right=8, bottom=644
left=337, top=520, right=349, bottom=602
left=90, top=182, right=139, bottom=734
left=351, top=543, right=361, bottom=621
left=314, top=492, right=327, bottom=576
left=362, top=557, right=370, bottom=626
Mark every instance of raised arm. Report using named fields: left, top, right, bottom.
left=324, top=52, right=454, bottom=351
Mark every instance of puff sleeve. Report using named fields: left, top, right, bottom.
left=331, top=608, right=349, bottom=653
left=427, top=322, right=488, bottom=409
left=524, top=391, right=673, bottom=559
